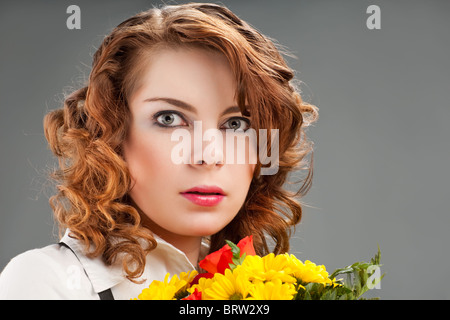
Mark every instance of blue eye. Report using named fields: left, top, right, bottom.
left=154, top=111, right=186, bottom=127
left=222, top=117, right=251, bottom=131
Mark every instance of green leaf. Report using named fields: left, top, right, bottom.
left=330, top=266, right=354, bottom=280
left=225, top=240, right=241, bottom=257
left=330, top=247, right=384, bottom=300
left=226, top=240, right=246, bottom=270
left=304, top=291, right=312, bottom=300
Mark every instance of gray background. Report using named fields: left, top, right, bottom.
left=1, top=0, right=449, bottom=299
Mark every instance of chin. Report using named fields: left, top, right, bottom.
left=180, top=218, right=231, bottom=237
left=183, top=226, right=223, bottom=237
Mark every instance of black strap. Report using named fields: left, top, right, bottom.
left=98, top=288, right=115, bottom=300
left=59, top=241, right=115, bottom=300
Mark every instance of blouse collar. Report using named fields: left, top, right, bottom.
left=60, top=229, right=209, bottom=294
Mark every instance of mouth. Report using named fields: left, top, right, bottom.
left=180, top=185, right=226, bottom=206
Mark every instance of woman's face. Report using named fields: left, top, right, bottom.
left=123, top=47, right=256, bottom=238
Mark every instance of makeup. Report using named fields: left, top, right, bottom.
left=180, top=185, right=226, bottom=207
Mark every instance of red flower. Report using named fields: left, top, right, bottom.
left=198, top=245, right=233, bottom=274
left=236, top=235, right=256, bottom=257
left=182, top=288, right=202, bottom=300
left=199, top=236, right=255, bottom=274
left=190, top=272, right=214, bottom=286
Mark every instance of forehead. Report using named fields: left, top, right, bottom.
left=130, top=47, right=237, bottom=107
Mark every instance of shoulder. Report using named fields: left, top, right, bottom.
left=0, top=244, right=95, bottom=299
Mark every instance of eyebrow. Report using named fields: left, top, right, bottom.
left=143, top=97, right=249, bottom=117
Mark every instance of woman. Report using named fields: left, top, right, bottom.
left=0, top=3, right=318, bottom=299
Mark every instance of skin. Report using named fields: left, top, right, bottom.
left=123, top=47, right=256, bottom=265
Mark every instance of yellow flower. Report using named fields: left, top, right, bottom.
left=285, top=254, right=333, bottom=285
left=137, top=270, right=198, bottom=300
left=247, top=279, right=296, bottom=300
left=177, top=270, right=199, bottom=285
left=188, top=276, right=214, bottom=295
left=240, top=253, right=296, bottom=284
left=203, top=267, right=252, bottom=300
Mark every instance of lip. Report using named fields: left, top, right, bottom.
left=180, top=185, right=226, bottom=207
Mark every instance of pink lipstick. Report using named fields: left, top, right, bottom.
left=180, top=185, right=226, bottom=207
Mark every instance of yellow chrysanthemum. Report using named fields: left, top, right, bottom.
left=240, top=253, right=296, bottom=284
left=284, top=254, right=333, bottom=285
left=203, top=267, right=252, bottom=300
left=188, top=276, right=214, bottom=295
left=137, top=270, right=198, bottom=300
left=247, top=279, right=296, bottom=300
left=177, top=270, right=199, bottom=284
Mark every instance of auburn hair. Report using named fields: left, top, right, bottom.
left=44, top=3, right=318, bottom=281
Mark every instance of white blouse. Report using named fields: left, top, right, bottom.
left=0, top=230, right=209, bottom=300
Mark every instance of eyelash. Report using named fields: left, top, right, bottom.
left=153, top=110, right=187, bottom=128
left=152, top=110, right=251, bottom=131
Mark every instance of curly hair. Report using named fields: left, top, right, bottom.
left=44, top=3, right=318, bottom=282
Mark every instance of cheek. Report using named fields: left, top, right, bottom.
left=123, top=130, right=175, bottom=187
left=229, top=134, right=257, bottom=180
left=241, top=158, right=257, bottom=199
left=224, top=162, right=255, bottom=206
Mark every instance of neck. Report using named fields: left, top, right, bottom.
left=136, top=206, right=203, bottom=267
left=156, top=233, right=203, bottom=268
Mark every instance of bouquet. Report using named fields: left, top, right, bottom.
left=135, top=236, right=383, bottom=300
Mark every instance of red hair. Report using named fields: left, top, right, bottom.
left=44, top=3, right=318, bottom=281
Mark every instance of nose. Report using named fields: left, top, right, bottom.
left=192, top=148, right=224, bottom=168
left=195, top=158, right=224, bottom=166
left=190, top=122, right=225, bottom=169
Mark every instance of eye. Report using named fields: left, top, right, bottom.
left=222, top=117, right=251, bottom=131
left=154, top=111, right=187, bottom=127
